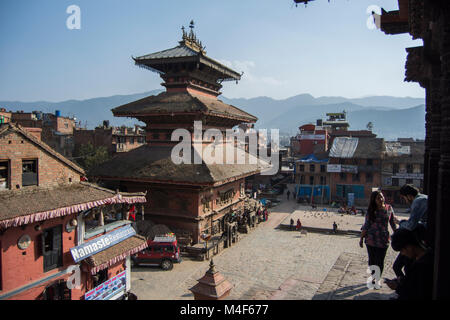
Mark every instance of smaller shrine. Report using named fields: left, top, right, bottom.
left=189, top=259, right=233, bottom=300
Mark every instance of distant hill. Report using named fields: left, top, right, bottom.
left=0, top=91, right=425, bottom=140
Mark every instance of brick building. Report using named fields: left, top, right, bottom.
left=10, top=111, right=76, bottom=157
left=0, top=108, right=11, bottom=124
left=91, top=24, right=263, bottom=244
left=381, top=139, right=424, bottom=205
left=74, top=123, right=146, bottom=156
left=328, top=136, right=384, bottom=206
left=294, top=153, right=330, bottom=204
left=0, top=122, right=147, bottom=300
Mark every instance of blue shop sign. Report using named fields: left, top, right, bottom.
left=70, top=224, right=136, bottom=263
left=85, top=270, right=127, bottom=300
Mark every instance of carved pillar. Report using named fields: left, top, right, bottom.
left=434, top=2, right=450, bottom=299
left=426, top=66, right=441, bottom=248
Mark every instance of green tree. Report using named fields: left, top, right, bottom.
left=73, top=143, right=110, bottom=172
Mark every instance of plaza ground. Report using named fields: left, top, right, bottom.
left=131, top=187, right=402, bottom=300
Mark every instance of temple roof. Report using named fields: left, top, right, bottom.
left=112, top=91, right=257, bottom=123
left=133, top=23, right=241, bottom=82
left=135, top=45, right=199, bottom=61
left=89, top=145, right=262, bottom=186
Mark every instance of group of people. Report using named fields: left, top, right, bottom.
left=256, top=207, right=269, bottom=222
left=290, top=218, right=302, bottom=231
left=359, top=184, right=432, bottom=299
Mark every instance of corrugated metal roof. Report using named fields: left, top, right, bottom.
left=329, top=137, right=359, bottom=158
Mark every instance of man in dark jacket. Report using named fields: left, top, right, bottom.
left=385, top=228, right=433, bottom=300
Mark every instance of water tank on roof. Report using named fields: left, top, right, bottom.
left=55, top=110, right=61, bottom=117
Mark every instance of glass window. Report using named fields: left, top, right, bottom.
left=309, top=165, right=315, bottom=172
left=367, top=159, right=373, bottom=166
left=309, top=176, right=314, bottom=185
left=366, top=173, right=373, bottom=183
left=393, top=163, right=399, bottom=174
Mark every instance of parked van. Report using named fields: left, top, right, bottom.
left=131, top=236, right=181, bottom=270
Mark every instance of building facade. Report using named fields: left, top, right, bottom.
left=74, top=123, right=146, bottom=156
left=295, top=154, right=330, bottom=204
left=381, top=139, right=424, bottom=205
left=0, top=123, right=147, bottom=300
left=328, top=137, right=384, bottom=206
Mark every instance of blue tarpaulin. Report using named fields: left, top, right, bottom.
left=295, top=184, right=330, bottom=199
left=296, top=154, right=328, bottom=163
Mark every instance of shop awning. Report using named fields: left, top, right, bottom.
left=85, top=235, right=148, bottom=275
left=0, top=182, right=147, bottom=229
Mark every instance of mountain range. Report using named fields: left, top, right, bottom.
left=0, top=91, right=425, bottom=141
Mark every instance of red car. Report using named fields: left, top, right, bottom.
left=131, top=236, right=181, bottom=271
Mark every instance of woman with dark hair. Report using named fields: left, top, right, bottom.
left=359, top=191, right=397, bottom=279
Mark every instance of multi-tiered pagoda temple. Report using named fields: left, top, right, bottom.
left=91, top=23, right=262, bottom=244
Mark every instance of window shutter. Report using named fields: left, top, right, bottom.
left=53, top=225, right=63, bottom=267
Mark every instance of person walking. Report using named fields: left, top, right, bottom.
left=287, top=190, right=291, bottom=200
left=296, top=218, right=302, bottom=231
left=359, top=190, right=397, bottom=280
left=333, top=221, right=338, bottom=234
left=290, top=218, right=295, bottom=231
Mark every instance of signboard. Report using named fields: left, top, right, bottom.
left=327, top=164, right=358, bottom=173
left=327, top=164, right=341, bottom=173
left=85, top=270, right=127, bottom=300
left=341, top=165, right=358, bottom=173
left=299, top=134, right=326, bottom=140
left=70, top=224, right=136, bottom=263
left=392, top=173, right=424, bottom=180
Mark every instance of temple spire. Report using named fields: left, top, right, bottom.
left=179, top=20, right=205, bottom=55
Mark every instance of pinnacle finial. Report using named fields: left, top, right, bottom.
left=190, top=20, right=195, bottom=29
left=208, top=259, right=216, bottom=273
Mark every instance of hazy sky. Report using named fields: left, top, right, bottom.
left=0, top=0, right=425, bottom=102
